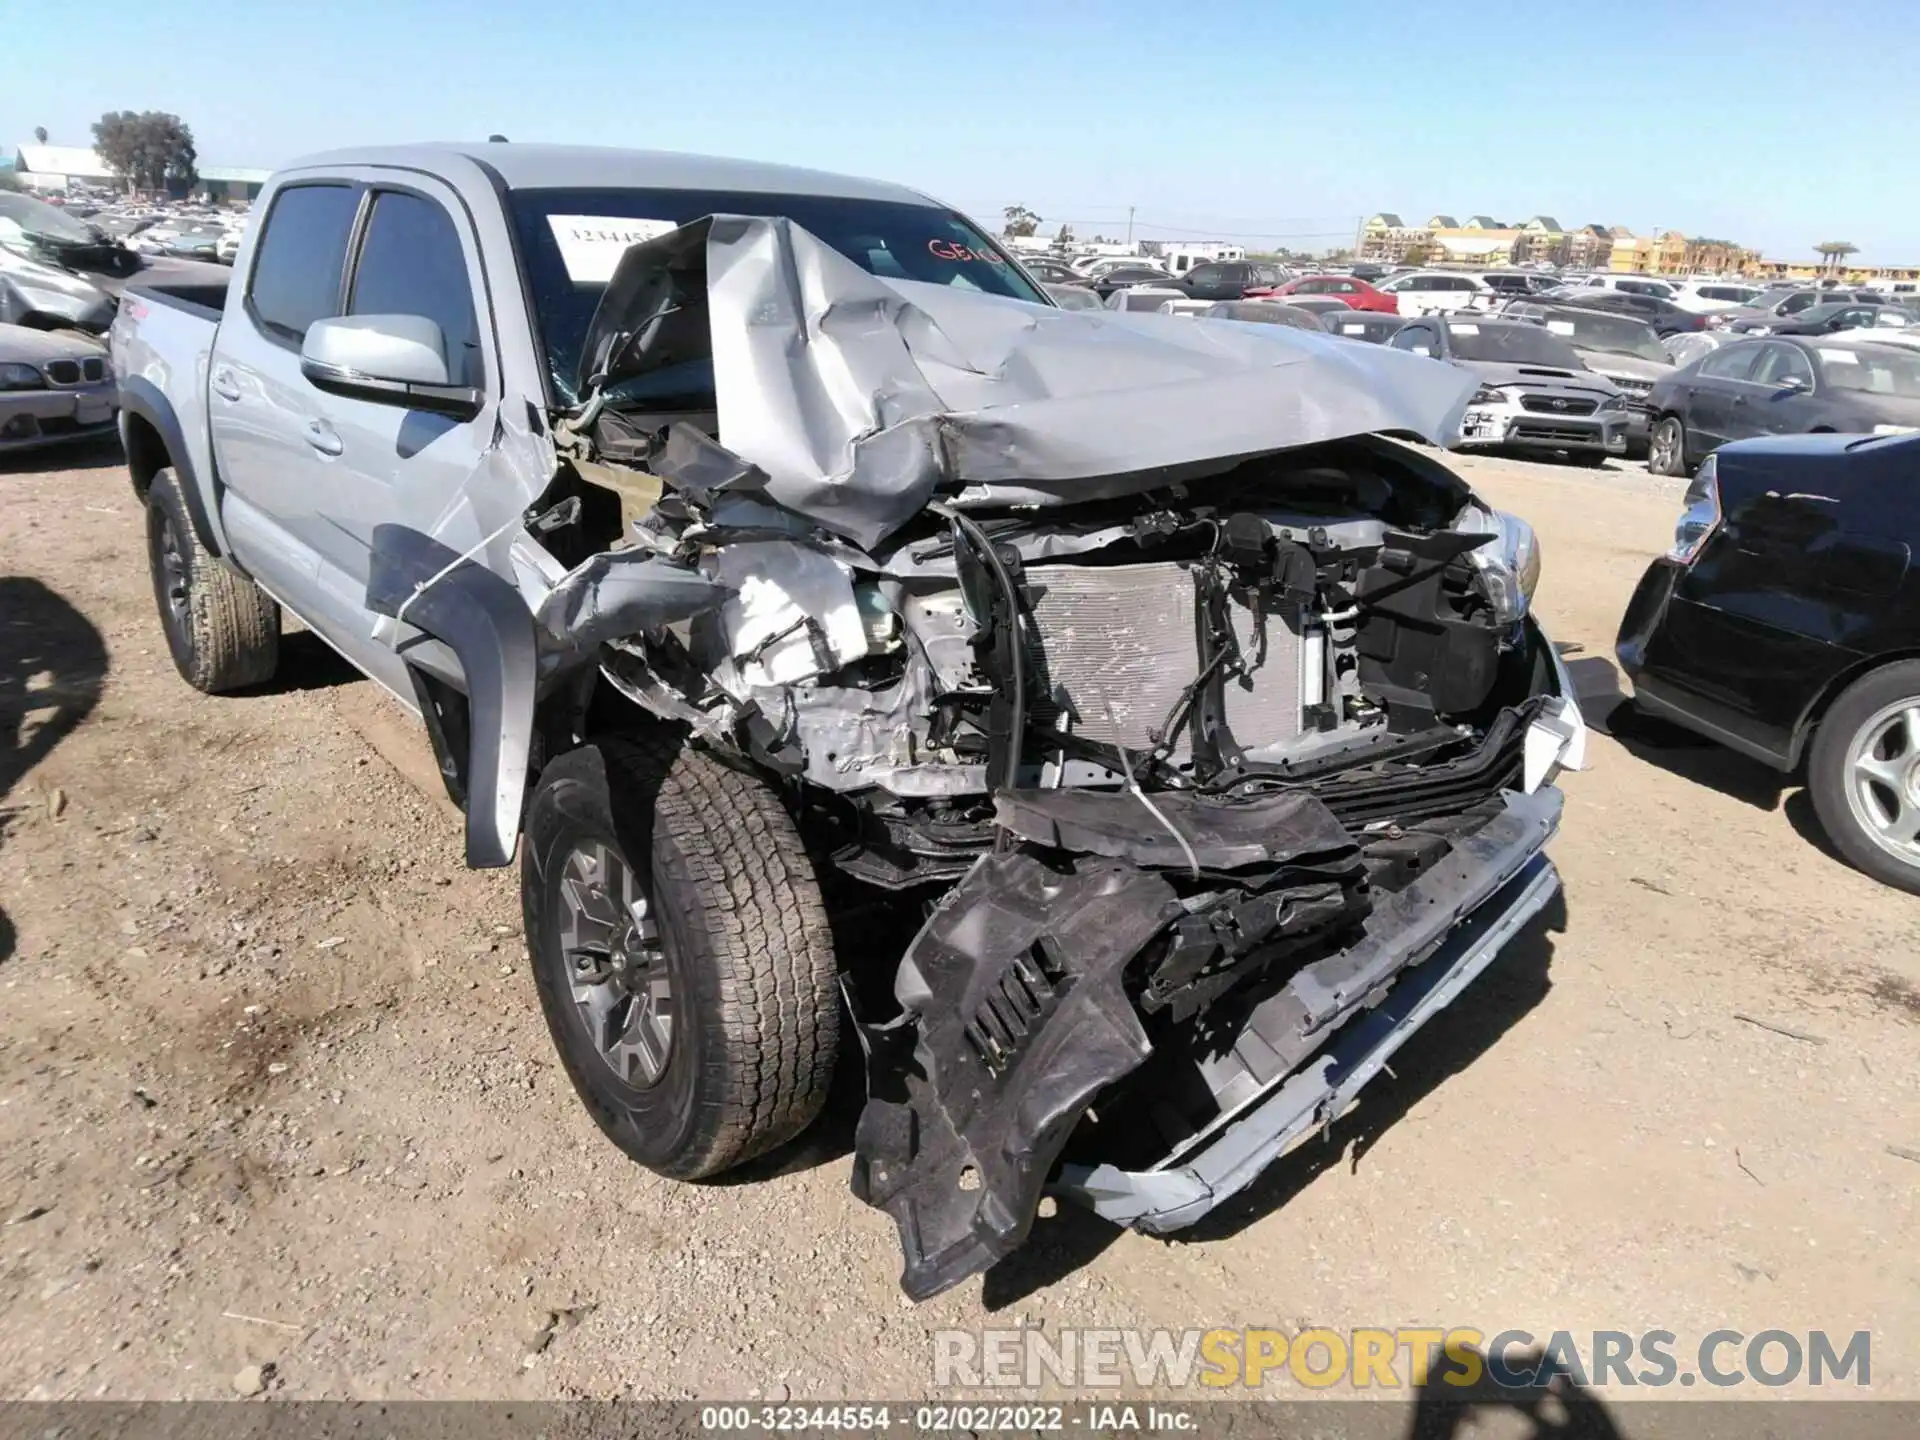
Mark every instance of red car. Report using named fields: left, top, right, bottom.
left=1247, top=274, right=1400, bottom=314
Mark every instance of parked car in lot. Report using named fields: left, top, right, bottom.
left=1645, top=337, right=1920, bottom=476
left=1088, top=264, right=1178, bottom=299
left=1669, top=279, right=1763, bottom=314
left=1321, top=310, right=1408, bottom=344
left=1574, top=274, right=1677, bottom=299
left=1617, top=431, right=1920, bottom=892
left=1105, top=285, right=1205, bottom=315
left=1252, top=273, right=1398, bottom=313
left=1501, top=303, right=1672, bottom=453
left=1272, top=294, right=1354, bottom=321
left=1201, top=299, right=1327, bottom=330
left=1388, top=315, right=1628, bottom=463
left=111, top=140, right=1583, bottom=1301
left=1378, top=270, right=1497, bottom=316
left=1166, top=259, right=1286, bottom=302
left=0, top=322, right=117, bottom=451
left=1708, top=287, right=1879, bottom=331
left=1663, top=329, right=1733, bottom=367
left=1728, top=301, right=1915, bottom=336
left=1019, top=256, right=1081, bottom=285
left=1472, top=270, right=1562, bottom=299
left=1042, top=282, right=1104, bottom=312
left=1542, top=288, right=1707, bottom=338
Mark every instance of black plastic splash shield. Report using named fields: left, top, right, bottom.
left=850, top=852, right=1182, bottom=1300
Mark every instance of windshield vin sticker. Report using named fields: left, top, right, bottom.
left=546, top=215, right=680, bottom=282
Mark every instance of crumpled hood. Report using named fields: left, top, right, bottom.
left=581, top=215, right=1476, bottom=548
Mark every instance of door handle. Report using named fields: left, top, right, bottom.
left=1731, top=395, right=1748, bottom=406
left=304, top=419, right=343, bottom=456
left=211, top=368, right=241, bottom=403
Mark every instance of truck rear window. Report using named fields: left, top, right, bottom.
left=507, top=187, right=1045, bottom=402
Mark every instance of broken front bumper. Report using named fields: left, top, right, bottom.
left=854, top=784, right=1564, bottom=1298
left=1054, top=788, right=1561, bottom=1232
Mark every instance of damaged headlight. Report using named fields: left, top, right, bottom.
left=1459, top=504, right=1541, bottom=626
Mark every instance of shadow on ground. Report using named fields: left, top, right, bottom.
left=0, top=434, right=125, bottom=476
left=0, top=575, right=108, bottom=964
left=1407, top=1346, right=1627, bottom=1439
left=239, top=628, right=366, bottom=695
left=980, top=891, right=1569, bottom=1309
left=1570, top=653, right=1789, bottom=811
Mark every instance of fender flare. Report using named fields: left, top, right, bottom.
left=118, top=375, right=224, bottom=557
left=366, top=524, right=538, bottom=869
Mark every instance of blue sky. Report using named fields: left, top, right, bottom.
left=9, top=0, right=1917, bottom=262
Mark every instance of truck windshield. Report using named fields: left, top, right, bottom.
left=507, top=187, right=1046, bottom=402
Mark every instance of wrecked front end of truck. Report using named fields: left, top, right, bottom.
left=528, top=215, right=1585, bottom=1298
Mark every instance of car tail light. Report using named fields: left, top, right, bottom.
left=1667, top=453, right=1721, bottom=564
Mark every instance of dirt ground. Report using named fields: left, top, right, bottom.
left=1, top=440, right=1915, bottom=1409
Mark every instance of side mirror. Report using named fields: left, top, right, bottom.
left=1774, top=375, right=1808, bottom=396
left=301, top=315, right=481, bottom=419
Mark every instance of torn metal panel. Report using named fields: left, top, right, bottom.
left=993, top=786, right=1355, bottom=873
left=580, top=216, right=1476, bottom=548
left=1056, top=849, right=1562, bottom=1233
left=365, top=523, right=538, bottom=869
left=533, top=549, right=732, bottom=659
left=851, top=852, right=1183, bottom=1301
left=702, top=540, right=869, bottom=692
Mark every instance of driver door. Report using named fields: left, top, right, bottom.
left=1744, top=344, right=1818, bottom=440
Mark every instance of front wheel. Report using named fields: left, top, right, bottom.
left=521, top=735, right=840, bottom=1178
left=1807, top=661, right=1920, bottom=895
left=1648, top=416, right=1689, bottom=477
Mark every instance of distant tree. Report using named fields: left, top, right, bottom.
left=1400, top=241, right=1433, bottom=266
left=1001, top=204, right=1041, bottom=239
left=1056, top=223, right=1075, bottom=245
left=33, top=126, right=48, bottom=144
left=91, top=110, right=198, bottom=193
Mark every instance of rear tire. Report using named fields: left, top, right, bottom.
left=1648, top=416, right=1689, bottom=477
left=522, top=735, right=840, bottom=1178
left=1807, top=661, right=1920, bottom=895
left=145, top=467, right=279, bottom=693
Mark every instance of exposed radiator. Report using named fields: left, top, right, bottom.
left=1024, top=562, right=1308, bottom=756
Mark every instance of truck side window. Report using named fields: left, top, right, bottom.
left=248, top=184, right=360, bottom=346
left=348, top=191, right=481, bottom=387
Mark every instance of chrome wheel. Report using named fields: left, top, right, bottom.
left=1843, top=701, right=1920, bottom=864
left=557, top=840, right=673, bottom=1087
left=1649, top=419, right=1683, bottom=476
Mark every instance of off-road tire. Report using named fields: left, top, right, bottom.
left=1648, top=416, right=1689, bottom=477
left=145, top=467, right=279, bottom=692
left=1807, top=661, right=1920, bottom=895
left=522, top=734, right=840, bottom=1178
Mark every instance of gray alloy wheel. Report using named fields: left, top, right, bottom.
left=1840, top=701, right=1920, bottom=868
left=556, top=838, right=674, bottom=1087
left=1648, top=416, right=1688, bottom=476
left=1808, top=660, right=1920, bottom=895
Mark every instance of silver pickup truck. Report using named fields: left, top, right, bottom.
left=112, top=142, right=1585, bottom=1299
